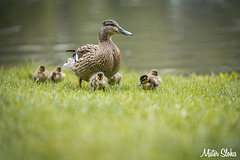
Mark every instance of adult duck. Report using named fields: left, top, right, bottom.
left=64, top=20, right=132, bottom=88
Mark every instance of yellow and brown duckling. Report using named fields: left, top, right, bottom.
left=89, top=72, right=108, bottom=91
left=50, top=66, right=65, bottom=83
left=108, top=72, right=122, bottom=85
left=139, top=74, right=159, bottom=90
left=64, top=20, right=132, bottom=88
left=150, top=69, right=162, bottom=85
left=33, top=65, right=50, bottom=82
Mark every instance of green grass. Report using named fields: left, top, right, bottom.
left=0, top=63, right=240, bottom=160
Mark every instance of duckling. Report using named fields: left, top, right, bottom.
left=139, top=74, right=159, bottom=90
left=150, top=69, right=162, bottom=85
left=50, top=66, right=65, bottom=83
left=89, top=72, right=108, bottom=91
left=33, top=65, right=50, bottom=82
left=64, top=20, right=132, bottom=88
left=108, top=72, right=122, bottom=85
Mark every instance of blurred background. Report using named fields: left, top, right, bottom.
left=0, top=0, right=239, bottom=74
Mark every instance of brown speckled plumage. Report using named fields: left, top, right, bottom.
left=64, top=20, right=132, bottom=88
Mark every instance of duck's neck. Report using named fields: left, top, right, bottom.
left=98, top=37, right=117, bottom=50
left=99, top=28, right=114, bottom=42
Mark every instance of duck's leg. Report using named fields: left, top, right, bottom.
left=78, top=78, right=82, bottom=88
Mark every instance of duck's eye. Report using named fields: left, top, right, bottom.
left=107, top=24, right=115, bottom=27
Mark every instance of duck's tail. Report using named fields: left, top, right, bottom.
left=65, top=50, right=76, bottom=52
left=66, top=49, right=79, bottom=61
left=63, top=57, right=74, bottom=69
left=63, top=57, right=81, bottom=78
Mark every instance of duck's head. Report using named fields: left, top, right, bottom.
left=151, top=70, right=159, bottom=78
left=56, top=66, right=62, bottom=75
left=99, top=20, right=132, bottom=41
left=96, top=72, right=104, bottom=84
left=139, top=75, right=149, bottom=86
left=38, top=65, right=46, bottom=75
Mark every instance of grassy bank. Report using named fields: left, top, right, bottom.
left=0, top=63, right=240, bottom=160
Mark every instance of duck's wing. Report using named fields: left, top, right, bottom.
left=66, top=44, right=99, bottom=61
left=76, top=44, right=99, bottom=54
left=64, top=44, right=99, bottom=78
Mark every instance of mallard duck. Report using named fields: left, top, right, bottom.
left=64, top=20, right=132, bottom=88
left=150, top=69, right=162, bottom=85
left=50, top=66, right=65, bottom=83
left=33, top=65, right=50, bottom=82
left=139, top=74, right=159, bottom=90
left=108, top=72, right=122, bottom=85
left=89, top=72, right=108, bottom=91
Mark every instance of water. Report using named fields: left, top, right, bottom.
left=0, top=0, right=240, bottom=74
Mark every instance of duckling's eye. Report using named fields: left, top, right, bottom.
left=141, top=77, right=146, bottom=82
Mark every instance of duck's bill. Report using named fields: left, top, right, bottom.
left=138, top=82, right=142, bottom=86
left=99, top=80, right=102, bottom=84
left=118, top=27, right=132, bottom=36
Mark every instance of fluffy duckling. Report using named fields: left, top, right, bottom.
left=139, top=74, right=159, bottom=90
left=33, top=65, right=50, bottom=82
left=150, top=69, right=162, bottom=85
left=108, top=72, right=122, bottom=85
left=50, top=66, right=65, bottom=83
left=89, top=72, right=108, bottom=91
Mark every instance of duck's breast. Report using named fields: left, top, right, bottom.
left=97, top=41, right=121, bottom=78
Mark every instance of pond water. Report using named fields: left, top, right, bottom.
left=0, top=0, right=240, bottom=74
